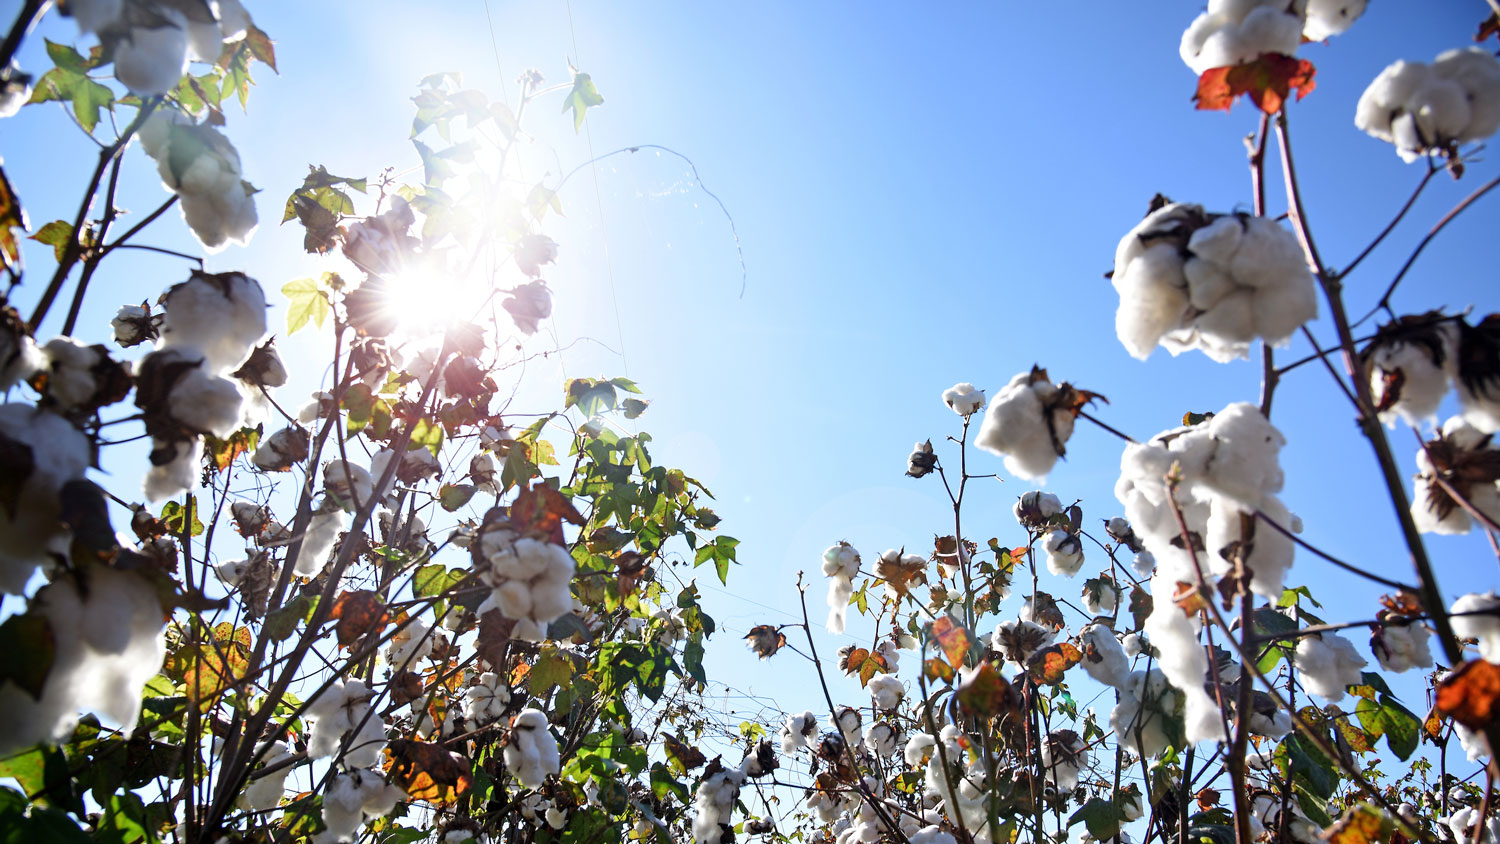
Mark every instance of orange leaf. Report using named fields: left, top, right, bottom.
left=1436, top=659, right=1500, bottom=730
left=930, top=616, right=973, bottom=668
left=1323, top=803, right=1393, bottom=844
left=1194, top=54, right=1317, bottom=114
left=510, top=481, right=583, bottom=545
left=957, top=660, right=1012, bottom=718
left=924, top=657, right=956, bottom=684
left=329, top=590, right=389, bottom=648
left=1026, top=642, right=1084, bottom=686
left=383, top=739, right=473, bottom=805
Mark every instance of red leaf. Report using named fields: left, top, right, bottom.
left=1194, top=54, right=1317, bottom=115
left=1436, top=659, right=1500, bottom=730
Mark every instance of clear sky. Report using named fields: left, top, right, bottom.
left=4, top=0, right=1498, bottom=791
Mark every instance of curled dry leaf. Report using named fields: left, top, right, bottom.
left=1436, top=658, right=1500, bottom=730
left=1026, top=642, right=1084, bottom=686
left=744, top=624, right=786, bottom=659
left=329, top=589, right=390, bottom=647
left=384, top=739, right=473, bottom=805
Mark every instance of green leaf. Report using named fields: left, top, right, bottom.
left=562, top=71, right=604, bottom=131
left=28, top=55, right=113, bottom=134
left=281, top=277, right=331, bottom=334
left=621, top=398, right=649, bottom=419
left=160, top=497, right=204, bottom=537
left=262, top=595, right=313, bottom=642
left=0, top=614, right=54, bottom=700
left=28, top=221, right=73, bottom=262
left=413, top=565, right=464, bottom=600
left=409, top=418, right=444, bottom=456
left=1355, top=694, right=1420, bottom=761
left=1068, top=798, right=1124, bottom=840
left=438, top=483, right=476, bottom=512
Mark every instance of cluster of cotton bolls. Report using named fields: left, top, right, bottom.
left=1116, top=402, right=1295, bottom=598
left=1292, top=633, right=1367, bottom=701
left=919, top=725, right=996, bottom=844
left=974, top=367, right=1083, bottom=481
left=0, top=564, right=166, bottom=754
left=318, top=768, right=405, bottom=844
left=1355, top=48, right=1500, bottom=162
left=1112, top=203, right=1317, bottom=363
left=1410, top=417, right=1500, bottom=536
left=0, top=404, right=92, bottom=593
left=33, top=337, right=129, bottom=415
left=1180, top=0, right=1364, bottom=76
left=822, top=541, right=860, bottom=634
left=63, top=0, right=250, bottom=96
left=136, top=272, right=268, bottom=501
left=473, top=521, right=576, bottom=642
left=138, top=111, right=258, bottom=252
left=305, top=679, right=386, bottom=768
left=691, top=761, right=748, bottom=844
left=505, top=708, right=560, bottom=788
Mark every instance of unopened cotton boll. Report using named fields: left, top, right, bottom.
left=1452, top=592, right=1500, bottom=663
left=942, top=382, right=984, bottom=416
left=0, top=405, right=92, bottom=593
left=158, top=272, right=268, bottom=371
left=1293, top=633, right=1367, bottom=701
left=973, top=368, right=1078, bottom=481
left=0, top=565, right=166, bottom=755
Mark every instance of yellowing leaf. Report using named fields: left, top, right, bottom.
left=281, top=277, right=331, bottom=334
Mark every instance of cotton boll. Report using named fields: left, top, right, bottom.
left=822, top=542, right=860, bottom=578
left=780, top=711, right=818, bottom=753
left=1079, top=623, right=1131, bottom=689
left=0, top=405, right=92, bottom=593
left=140, top=118, right=259, bottom=253
left=324, top=460, right=374, bottom=512
left=1113, top=243, right=1191, bottom=360
left=1435, top=48, right=1500, bottom=141
left=294, top=509, right=343, bottom=578
left=1040, top=730, right=1087, bottom=791
left=1371, top=621, right=1433, bottom=673
left=942, top=382, right=984, bottom=416
left=1452, top=592, right=1500, bottom=663
left=1304, top=0, right=1365, bottom=40
left=505, top=709, right=561, bottom=788
left=1294, top=634, right=1367, bottom=701
left=1180, top=1, right=1306, bottom=75
left=113, top=22, right=190, bottom=96
left=691, top=763, right=747, bottom=844
left=826, top=574, right=855, bottom=634
left=1145, top=570, right=1227, bottom=744
left=864, top=722, right=898, bottom=757
left=992, top=619, right=1054, bottom=666
left=973, top=368, right=1077, bottom=481
left=1365, top=318, right=1459, bottom=427
left=464, top=672, right=511, bottom=724
left=1356, top=61, right=1430, bottom=142
left=1110, top=668, right=1181, bottom=758
left=1358, top=49, right=1500, bottom=160
left=168, top=366, right=245, bottom=439
left=1183, top=257, right=1238, bottom=313
left=159, top=272, right=268, bottom=371
left=1014, top=490, right=1063, bottom=529
left=143, top=438, right=199, bottom=502
left=1132, top=550, right=1157, bottom=579
left=0, top=566, right=166, bottom=755
left=239, top=741, right=291, bottom=811
left=1205, top=496, right=1295, bottom=599
left=868, top=674, right=903, bottom=710
left=1042, top=529, right=1084, bottom=576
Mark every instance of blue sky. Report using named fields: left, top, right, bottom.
left=5, top=0, right=1498, bottom=789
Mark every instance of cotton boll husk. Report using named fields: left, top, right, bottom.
left=159, top=273, right=268, bottom=372
left=1113, top=243, right=1190, bottom=360
left=0, top=405, right=91, bottom=593
left=0, top=566, right=166, bottom=755
left=1294, top=634, right=1367, bottom=701
left=1079, top=624, right=1131, bottom=689
left=1452, top=592, right=1500, bottom=663
left=1144, top=571, right=1227, bottom=744
left=113, top=23, right=189, bottom=96
left=293, top=509, right=343, bottom=577
left=1304, top=0, right=1365, bottom=40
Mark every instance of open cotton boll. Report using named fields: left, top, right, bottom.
left=1452, top=592, right=1500, bottom=663
left=139, top=118, right=258, bottom=253
left=320, top=769, right=404, bottom=844
left=1145, top=571, right=1227, bottom=744
left=1446, top=807, right=1500, bottom=844
left=868, top=674, right=903, bottom=710
left=865, top=722, right=899, bottom=757
left=942, top=382, right=984, bottom=416
left=1357, top=49, right=1500, bottom=161
left=1040, top=730, right=1087, bottom=791
left=1304, top=0, right=1365, bottom=40
left=1015, top=491, right=1063, bottom=529
left=1410, top=418, right=1500, bottom=535
left=506, top=709, right=560, bottom=788
left=1110, top=668, right=1181, bottom=758
left=239, top=741, right=291, bottom=811
left=1363, top=316, right=1459, bottom=427
left=477, top=531, right=577, bottom=633
left=113, top=21, right=190, bottom=96
left=992, top=619, right=1054, bottom=666
left=144, top=438, right=199, bottom=502
left=167, top=365, right=245, bottom=439
left=0, top=405, right=92, bottom=593
left=1180, top=0, right=1306, bottom=75
left=1042, top=529, right=1084, bottom=576
left=780, top=710, right=818, bottom=753
left=1113, top=243, right=1191, bottom=360
left=973, top=368, right=1077, bottom=481
left=324, top=460, right=374, bottom=512
left=1371, top=621, right=1433, bottom=673
left=1294, top=633, right=1366, bottom=701
left=0, top=566, right=166, bottom=755
left=464, top=672, right=511, bottom=724
left=1205, top=495, right=1295, bottom=599
left=1079, top=624, right=1131, bottom=688
left=38, top=337, right=107, bottom=410
left=293, top=508, right=343, bottom=578
left=159, top=272, right=268, bottom=371
left=691, top=763, right=747, bottom=844
left=305, top=679, right=375, bottom=760
left=1436, top=48, right=1500, bottom=141
left=822, top=542, right=859, bottom=634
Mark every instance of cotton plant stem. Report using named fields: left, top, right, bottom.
left=0, top=0, right=48, bottom=71
left=1274, top=111, right=1465, bottom=668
